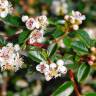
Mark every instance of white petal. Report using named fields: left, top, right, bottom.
left=50, top=63, right=57, bottom=69
left=14, top=44, right=20, bottom=51
left=59, top=66, right=67, bottom=74
left=36, top=65, right=41, bottom=72
left=57, top=59, right=64, bottom=66
left=45, top=75, right=52, bottom=81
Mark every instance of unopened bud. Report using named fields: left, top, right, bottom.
left=88, top=60, right=94, bottom=65
left=64, top=15, right=69, bottom=20
left=91, top=47, right=96, bottom=53
left=90, top=55, right=96, bottom=61
left=73, top=24, right=79, bottom=30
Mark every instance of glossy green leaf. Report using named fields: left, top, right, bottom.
left=48, top=43, right=58, bottom=58
left=40, top=49, right=49, bottom=60
left=77, top=63, right=90, bottom=82
left=84, top=92, right=96, bottom=96
left=0, top=36, right=7, bottom=46
left=18, top=31, right=29, bottom=44
left=77, top=30, right=91, bottom=48
left=52, top=81, right=74, bottom=96
left=28, top=51, right=43, bottom=63
left=4, top=15, right=22, bottom=27
left=52, top=29, right=64, bottom=38
left=5, top=26, right=18, bottom=36
left=72, top=41, right=89, bottom=55
left=63, top=37, right=72, bottom=48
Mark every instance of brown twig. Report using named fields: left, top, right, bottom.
left=0, top=77, right=10, bottom=96
left=68, top=69, right=81, bottom=96
left=52, top=30, right=69, bottom=43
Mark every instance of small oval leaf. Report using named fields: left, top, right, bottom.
left=48, top=43, right=58, bottom=57
left=77, top=63, right=90, bottom=82
left=28, top=51, right=43, bottom=63
left=52, top=81, right=74, bottom=96
left=72, top=41, right=88, bottom=55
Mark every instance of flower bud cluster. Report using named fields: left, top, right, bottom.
left=88, top=47, right=96, bottom=65
left=36, top=59, right=67, bottom=81
left=64, top=11, right=86, bottom=30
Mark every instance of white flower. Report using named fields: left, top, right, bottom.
left=72, top=11, right=86, bottom=21
left=71, top=11, right=86, bottom=25
left=57, top=66, right=67, bottom=74
left=36, top=59, right=67, bottom=81
left=26, top=18, right=36, bottom=30
left=22, top=15, right=29, bottom=22
left=36, top=15, right=48, bottom=30
left=36, top=61, right=49, bottom=73
left=29, top=29, right=44, bottom=44
left=57, top=59, right=64, bottom=66
left=23, top=15, right=48, bottom=31
left=0, top=0, right=13, bottom=18
left=0, top=43, right=23, bottom=71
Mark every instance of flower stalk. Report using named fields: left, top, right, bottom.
left=69, top=69, right=81, bottom=96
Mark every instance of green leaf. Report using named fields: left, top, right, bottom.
left=72, top=41, right=89, bottom=55
left=84, top=92, right=96, bottom=96
left=4, top=15, right=22, bottom=27
left=0, top=36, right=7, bottom=46
left=52, top=81, right=74, bottom=96
left=28, top=50, right=43, bottom=63
left=40, top=0, right=52, bottom=5
left=5, top=27, right=18, bottom=36
left=18, top=31, right=29, bottom=44
left=52, top=29, right=64, bottom=38
left=77, top=63, right=90, bottom=82
left=40, top=49, right=49, bottom=60
left=48, top=43, right=58, bottom=58
left=77, top=30, right=91, bottom=48
left=7, top=91, right=13, bottom=96
left=63, top=37, right=72, bottom=48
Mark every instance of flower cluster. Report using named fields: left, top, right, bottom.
left=51, top=0, right=68, bottom=16
left=88, top=47, right=96, bottom=65
left=22, top=15, right=48, bottom=30
left=64, top=11, right=86, bottom=30
left=22, top=15, right=48, bottom=44
left=36, top=59, right=67, bottom=81
left=0, top=0, right=13, bottom=18
left=0, top=43, right=23, bottom=71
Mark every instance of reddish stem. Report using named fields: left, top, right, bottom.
left=68, top=70, right=81, bottom=96
left=27, top=40, right=48, bottom=48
